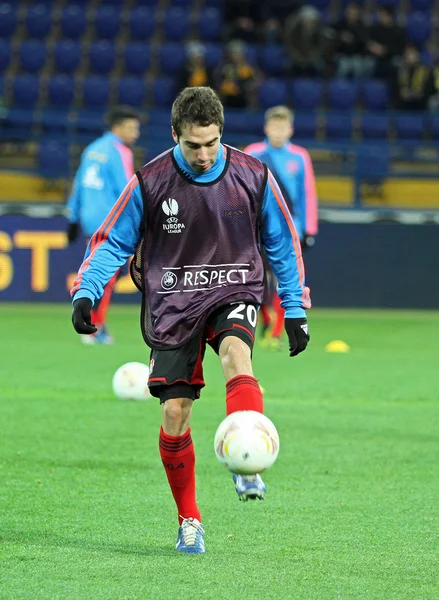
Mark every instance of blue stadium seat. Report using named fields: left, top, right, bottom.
left=355, top=145, right=390, bottom=183
left=409, top=0, right=433, bottom=11
left=60, top=5, right=87, bottom=39
left=159, top=43, right=186, bottom=75
left=0, top=40, right=12, bottom=73
left=129, top=7, right=157, bottom=40
left=294, top=113, right=318, bottom=139
left=151, top=76, right=177, bottom=106
left=13, top=75, right=40, bottom=107
left=245, top=44, right=258, bottom=65
left=26, top=4, right=52, bottom=38
left=89, top=41, right=116, bottom=74
left=82, top=76, right=110, bottom=108
left=328, top=79, right=359, bottom=110
left=75, top=109, right=106, bottom=133
left=258, top=79, right=288, bottom=109
left=430, top=116, right=439, bottom=140
left=0, top=4, right=18, bottom=37
left=163, top=8, right=190, bottom=41
left=117, top=77, right=147, bottom=107
left=54, top=41, right=81, bottom=73
left=198, top=8, right=222, bottom=41
left=362, top=80, right=388, bottom=110
left=124, top=43, right=151, bottom=74
left=48, top=75, right=75, bottom=107
left=94, top=6, right=122, bottom=39
left=290, top=79, right=323, bottom=110
left=394, top=114, right=424, bottom=140
left=224, top=109, right=264, bottom=135
left=259, top=45, right=286, bottom=77
left=19, top=41, right=47, bottom=73
left=406, top=12, right=431, bottom=48
left=204, top=43, right=223, bottom=68
left=136, top=0, right=160, bottom=4
left=100, top=0, right=126, bottom=5
left=361, top=114, right=390, bottom=140
left=325, top=114, right=353, bottom=140
left=40, top=108, right=71, bottom=133
left=169, top=0, right=194, bottom=5
left=39, top=140, right=70, bottom=178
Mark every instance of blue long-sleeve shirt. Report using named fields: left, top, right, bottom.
left=67, top=131, right=134, bottom=237
left=72, top=144, right=310, bottom=319
left=245, top=139, right=318, bottom=240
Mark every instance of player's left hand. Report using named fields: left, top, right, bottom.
left=285, top=318, right=310, bottom=357
left=301, top=235, right=315, bottom=252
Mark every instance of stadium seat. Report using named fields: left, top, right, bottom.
left=328, top=79, right=359, bottom=110
left=259, top=45, right=286, bottom=77
left=204, top=43, right=223, bottom=68
left=159, top=43, right=186, bottom=75
left=294, top=113, right=318, bottom=139
left=2, top=107, right=37, bottom=139
left=129, top=7, right=157, bottom=40
left=47, top=75, right=75, bottom=107
left=124, top=43, right=151, bottom=74
left=224, top=109, right=264, bottom=135
left=355, top=145, right=390, bottom=183
left=38, top=140, right=70, bottom=178
left=100, top=0, right=126, bottom=6
left=244, top=44, right=259, bottom=65
left=0, top=40, right=12, bottom=73
left=75, top=109, right=106, bottom=133
left=362, top=80, right=389, bottom=110
left=163, top=8, right=190, bottom=41
left=0, top=3, right=18, bottom=37
left=60, top=5, right=87, bottom=39
left=409, top=0, right=433, bottom=11
left=406, top=12, right=431, bottom=48
left=82, top=76, right=110, bottom=108
left=12, top=75, right=40, bottom=107
left=430, top=116, right=439, bottom=140
left=26, top=4, right=52, bottom=38
left=361, top=114, right=390, bottom=140
left=394, top=114, right=425, bottom=140
left=290, top=79, right=323, bottom=110
left=136, top=0, right=160, bottom=5
left=198, top=8, right=222, bottom=41
left=40, top=108, right=71, bottom=133
left=169, top=0, right=194, bottom=5
left=54, top=41, right=81, bottom=73
left=117, top=77, right=147, bottom=107
left=19, top=41, right=47, bottom=73
left=94, top=6, right=122, bottom=39
left=89, top=41, right=116, bottom=74
left=151, top=76, right=177, bottom=106
left=258, top=79, right=288, bottom=109
left=325, top=114, right=353, bottom=140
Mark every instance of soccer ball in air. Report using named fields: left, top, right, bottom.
left=112, top=362, right=151, bottom=401
left=214, top=410, right=280, bottom=475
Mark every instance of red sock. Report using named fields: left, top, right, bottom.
left=271, top=291, right=285, bottom=338
left=226, top=375, right=264, bottom=415
left=159, top=427, right=201, bottom=525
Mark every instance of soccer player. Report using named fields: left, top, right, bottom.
left=66, top=105, right=140, bottom=344
left=70, top=88, right=310, bottom=554
left=244, top=106, right=318, bottom=347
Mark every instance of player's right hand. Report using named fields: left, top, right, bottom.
left=66, top=222, right=79, bottom=244
left=72, top=298, right=97, bottom=334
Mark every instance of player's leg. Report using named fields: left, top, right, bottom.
left=207, top=303, right=266, bottom=500
left=148, top=337, right=205, bottom=553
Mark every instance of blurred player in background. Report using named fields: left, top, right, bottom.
left=66, top=105, right=140, bottom=344
left=245, top=106, right=318, bottom=348
left=70, top=87, right=310, bottom=554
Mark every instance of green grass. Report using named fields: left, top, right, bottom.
left=0, top=304, right=438, bottom=600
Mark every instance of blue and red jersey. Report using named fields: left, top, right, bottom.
left=244, top=140, right=318, bottom=240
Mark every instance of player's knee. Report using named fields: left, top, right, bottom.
left=162, top=397, right=193, bottom=433
left=219, top=336, right=251, bottom=373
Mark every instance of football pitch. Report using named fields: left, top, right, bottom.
left=1, top=304, right=438, bottom=600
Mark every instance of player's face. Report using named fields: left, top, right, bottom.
left=173, top=123, right=222, bottom=174
left=264, top=118, right=293, bottom=149
left=115, top=118, right=140, bottom=147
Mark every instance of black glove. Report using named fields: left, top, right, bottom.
left=285, top=318, right=310, bottom=357
left=301, top=235, right=315, bottom=252
left=72, top=298, right=97, bottom=335
left=66, top=222, right=79, bottom=244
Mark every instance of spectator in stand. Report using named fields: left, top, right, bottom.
left=224, top=0, right=261, bottom=43
left=178, top=42, right=214, bottom=90
left=215, top=40, right=258, bottom=108
left=392, top=44, right=435, bottom=110
left=284, top=5, right=335, bottom=78
left=334, top=2, right=372, bottom=79
left=259, top=0, right=300, bottom=43
left=366, top=5, right=406, bottom=79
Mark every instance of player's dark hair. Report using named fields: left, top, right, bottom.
left=106, top=105, right=140, bottom=128
left=171, top=87, right=224, bottom=137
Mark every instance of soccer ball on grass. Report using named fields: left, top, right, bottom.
left=214, top=410, right=280, bottom=474
left=112, top=362, right=151, bottom=401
